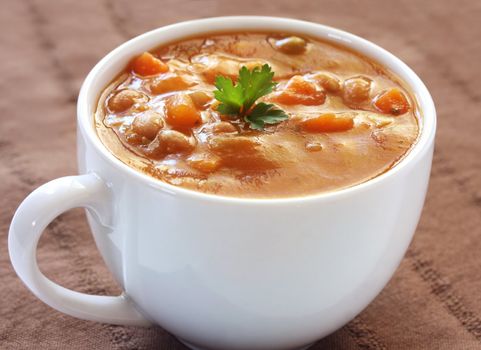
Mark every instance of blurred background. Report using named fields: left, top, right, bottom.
left=1, top=0, right=481, bottom=349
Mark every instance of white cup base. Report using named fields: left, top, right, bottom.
left=176, top=337, right=315, bottom=350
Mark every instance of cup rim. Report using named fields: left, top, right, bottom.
left=77, top=16, right=436, bottom=204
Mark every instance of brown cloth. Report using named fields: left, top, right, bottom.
left=1, top=0, right=481, bottom=349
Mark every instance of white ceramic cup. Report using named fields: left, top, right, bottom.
left=9, top=16, right=436, bottom=350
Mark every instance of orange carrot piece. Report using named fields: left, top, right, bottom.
left=300, top=113, right=354, bottom=133
left=273, top=76, right=326, bottom=106
left=274, top=90, right=326, bottom=106
left=285, top=76, right=317, bottom=95
left=373, top=88, right=410, bottom=115
left=165, top=93, right=201, bottom=129
left=131, top=52, right=168, bottom=76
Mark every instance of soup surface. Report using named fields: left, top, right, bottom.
left=95, top=32, right=420, bottom=198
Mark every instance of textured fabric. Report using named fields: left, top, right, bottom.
left=1, top=0, right=481, bottom=349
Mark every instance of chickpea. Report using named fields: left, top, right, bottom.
left=107, top=89, right=148, bottom=113
left=150, top=73, right=192, bottom=95
left=125, top=132, right=144, bottom=146
left=131, top=111, right=164, bottom=140
left=209, top=136, right=260, bottom=155
left=211, top=121, right=238, bottom=134
left=194, top=55, right=241, bottom=84
left=208, top=136, right=275, bottom=170
left=147, top=130, right=195, bottom=159
left=274, top=36, right=307, bottom=55
left=232, top=40, right=256, bottom=55
left=310, top=72, right=341, bottom=93
left=342, top=77, right=372, bottom=105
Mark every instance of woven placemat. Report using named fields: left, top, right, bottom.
left=1, top=0, right=481, bottom=349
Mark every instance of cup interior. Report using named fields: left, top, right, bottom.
left=77, top=16, right=436, bottom=203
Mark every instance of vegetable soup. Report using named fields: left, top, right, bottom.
left=95, top=32, right=420, bottom=198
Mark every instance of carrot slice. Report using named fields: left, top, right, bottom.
left=273, top=76, right=326, bottom=106
left=300, top=113, right=354, bottom=133
left=273, top=90, right=326, bottom=106
left=285, top=76, right=317, bottom=95
left=187, top=153, right=222, bottom=173
left=373, top=88, right=409, bottom=115
left=165, top=93, right=201, bottom=129
left=131, top=52, right=168, bottom=76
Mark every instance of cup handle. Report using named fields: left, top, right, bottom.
left=8, top=173, right=151, bottom=326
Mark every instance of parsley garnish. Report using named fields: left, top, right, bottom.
left=214, top=64, right=288, bottom=130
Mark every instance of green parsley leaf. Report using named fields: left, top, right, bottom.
left=237, top=65, right=276, bottom=112
left=213, top=64, right=288, bottom=130
left=244, top=102, right=289, bottom=130
left=213, top=75, right=244, bottom=115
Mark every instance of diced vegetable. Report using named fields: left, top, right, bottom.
left=285, top=76, right=317, bottom=95
left=147, top=130, right=194, bottom=158
left=274, top=90, right=326, bottom=106
left=125, top=132, right=144, bottom=145
left=187, top=153, right=222, bottom=173
left=209, top=135, right=258, bottom=154
left=208, top=135, right=276, bottom=170
left=165, top=93, right=201, bottom=129
left=211, top=121, right=237, bottom=134
left=305, top=142, right=323, bottom=152
left=273, top=76, right=326, bottom=106
left=107, top=89, right=147, bottom=113
left=131, top=52, right=168, bottom=76
left=274, top=36, right=307, bottom=54
left=189, top=91, right=213, bottom=109
left=342, top=77, right=372, bottom=105
left=193, top=54, right=241, bottom=84
left=131, top=111, right=164, bottom=140
left=310, top=72, right=341, bottom=93
left=300, top=113, right=354, bottom=133
left=373, top=88, right=410, bottom=115
left=150, top=73, right=192, bottom=94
